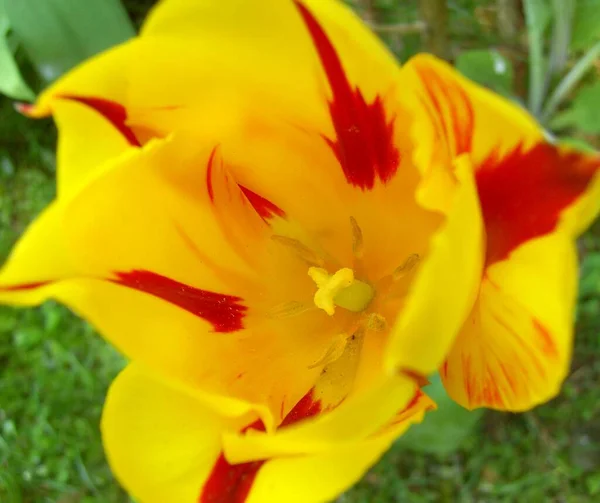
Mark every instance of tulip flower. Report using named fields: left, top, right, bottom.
left=1, top=0, right=482, bottom=500
left=1, top=0, right=597, bottom=501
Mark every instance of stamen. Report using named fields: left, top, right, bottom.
left=308, top=267, right=353, bottom=315
left=350, top=216, right=364, bottom=258
left=308, top=267, right=375, bottom=315
left=308, top=333, right=348, bottom=369
left=308, top=267, right=332, bottom=288
left=272, top=235, right=325, bottom=267
left=393, top=253, right=420, bottom=280
left=267, top=301, right=312, bottom=319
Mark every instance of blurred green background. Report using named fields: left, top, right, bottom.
left=1, top=0, right=600, bottom=502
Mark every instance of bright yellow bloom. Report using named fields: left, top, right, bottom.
left=1, top=0, right=597, bottom=501
left=0, top=0, right=483, bottom=500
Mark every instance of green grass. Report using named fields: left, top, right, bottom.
left=0, top=98, right=129, bottom=502
left=1, top=0, right=600, bottom=502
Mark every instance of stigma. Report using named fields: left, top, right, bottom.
left=308, top=267, right=375, bottom=316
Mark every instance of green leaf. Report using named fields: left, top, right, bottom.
left=524, top=0, right=552, bottom=116
left=586, top=472, right=600, bottom=496
left=455, top=49, right=514, bottom=96
left=547, top=0, right=575, bottom=78
left=571, top=0, right=600, bottom=51
left=0, top=1, right=34, bottom=100
left=4, top=0, right=134, bottom=83
left=549, top=81, right=600, bottom=134
left=542, top=40, right=600, bottom=124
left=559, top=136, right=598, bottom=153
left=396, top=374, right=483, bottom=455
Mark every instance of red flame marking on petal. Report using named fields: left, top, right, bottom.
left=200, top=456, right=264, bottom=503
left=206, top=146, right=284, bottom=221
left=382, top=388, right=435, bottom=432
left=201, top=413, right=267, bottom=503
left=279, top=388, right=322, bottom=427
left=489, top=311, right=547, bottom=379
left=199, top=389, right=320, bottom=502
left=293, top=1, right=399, bottom=190
left=113, top=270, right=246, bottom=332
left=498, top=362, right=519, bottom=394
left=60, top=95, right=141, bottom=146
left=413, top=63, right=474, bottom=157
left=440, top=360, right=449, bottom=378
left=532, top=318, right=559, bottom=358
left=206, top=147, right=219, bottom=202
left=0, top=281, right=51, bottom=291
left=239, top=185, right=286, bottom=220
left=477, top=143, right=600, bottom=266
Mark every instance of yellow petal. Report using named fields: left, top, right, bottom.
left=400, top=53, right=600, bottom=250
left=62, top=134, right=253, bottom=279
left=558, top=148, right=600, bottom=237
left=28, top=41, right=138, bottom=117
left=476, top=142, right=600, bottom=266
left=34, top=0, right=399, bottom=151
left=0, top=202, right=72, bottom=305
left=244, top=385, right=435, bottom=503
left=103, top=364, right=427, bottom=503
left=141, top=0, right=398, bottom=105
left=385, top=154, right=484, bottom=376
left=400, top=53, right=542, bottom=168
left=223, top=373, right=416, bottom=461
left=52, top=98, right=133, bottom=199
left=0, top=97, right=137, bottom=300
left=441, top=233, right=577, bottom=411
left=101, top=364, right=245, bottom=503
left=245, top=441, right=390, bottom=503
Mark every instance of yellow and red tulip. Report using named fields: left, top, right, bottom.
left=1, top=0, right=598, bottom=501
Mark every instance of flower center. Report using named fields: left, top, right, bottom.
left=308, top=267, right=375, bottom=316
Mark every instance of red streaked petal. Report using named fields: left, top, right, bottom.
left=59, top=95, right=141, bottom=147
left=477, top=143, right=600, bottom=265
left=0, top=280, right=52, bottom=291
left=413, top=61, right=474, bottom=157
left=294, top=1, right=399, bottom=190
left=382, top=388, right=435, bottom=431
left=14, top=102, right=36, bottom=116
left=199, top=390, right=320, bottom=503
left=239, top=185, right=286, bottom=221
left=112, top=270, right=247, bottom=332
left=206, top=146, right=219, bottom=203
left=200, top=455, right=264, bottom=503
left=279, top=389, right=322, bottom=428
left=207, top=145, right=285, bottom=222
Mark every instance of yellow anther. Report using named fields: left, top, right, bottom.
left=393, top=253, right=420, bottom=280
left=307, top=267, right=332, bottom=289
left=308, top=267, right=375, bottom=315
left=350, top=216, right=364, bottom=258
left=308, top=267, right=353, bottom=315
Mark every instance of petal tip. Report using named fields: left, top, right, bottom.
left=14, top=102, right=41, bottom=118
